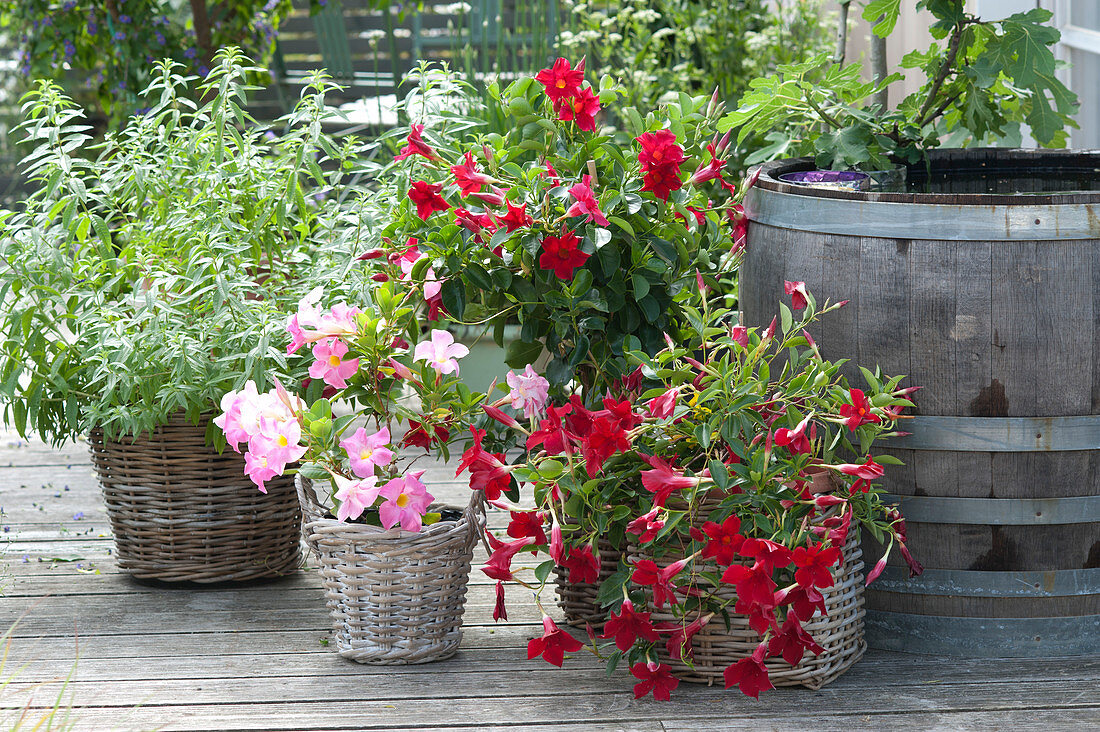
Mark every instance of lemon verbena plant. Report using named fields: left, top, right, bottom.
left=0, top=49, right=361, bottom=445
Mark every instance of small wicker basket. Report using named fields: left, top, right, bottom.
left=90, top=414, right=302, bottom=583
left=629, top=527, right=866, bottom=690
left=299, top=476, right=485, bottom=664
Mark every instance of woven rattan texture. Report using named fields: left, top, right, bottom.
left=90, top=415, right=302, bottom=583
left=299, top=477, right=485, bottom=665
left=554, top=538, right=623, bottom=630
left=629, top=527, right=866, bottom=689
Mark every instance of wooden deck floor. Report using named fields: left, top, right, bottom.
left=2, top=434, right=1098, bottom=731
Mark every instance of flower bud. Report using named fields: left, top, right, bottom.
left=866, top=556, right=888, bottom=586
left=357, top=248, right=385, bottom=260
left=371, top=273, right=389, bottom=282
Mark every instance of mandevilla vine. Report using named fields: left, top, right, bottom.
left=461, top=284, right=921, bottom=700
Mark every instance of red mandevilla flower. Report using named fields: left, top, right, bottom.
left=723, top=642, right=774, bottom=699
left=700, top=515, right=745, bottom=566
left=837, top=455, right=885, bottom=481
left=580, top=415, right=631, bottom=476
left=408, top=180, right=450, bottom=220
left=561, top=544, right=600, bottom=584
left=739, top=537, right=793, bottom=574
left=535, top=57, right=585, bottom=103
left=482, top=531, right=532, bottom=581
left=657, top=613, right=712, bottom=662
left=451, top=151, right=494, bottom=197
left=722, top=563, right=778, bottom=624
left=556, top=85, right=600, bottom=131
left=630, top=661, right=680, bottom=701
left=639, top=454, right=703, bottom=507
left=641, top=164, right=684, bottom=202
left=632, top=558, right=688, bottom=608
left=601, top=599, right=659, bottom=652
left=393, top=123, right=436, bottom=161
left=499, top=200, right=533, bottom=232
left=528, top=615, right=583, bottom=667
left=538, top=230, right=590, bottom=281
left=636, top=129, right=686, bottom=170
left=839, top=388, right=882, bottom=430
left=625, top=507, right=665, bottom=543
left=791, top=541, right=842, bottom=590
left=507, top=510, right=547, bottom=545
left=784, top=280, right=809, bottom=310
left=767, top=613, right=824, bottom=666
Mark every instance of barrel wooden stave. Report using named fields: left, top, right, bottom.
left=741, top=153, right=1100, bottom=656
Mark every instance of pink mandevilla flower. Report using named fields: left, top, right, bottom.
left=308, top=338, right=359, bottom=389
left=565, top=175, right=609, bottom=226
left=378, top=470, right=434, bottom=532
left=506, top=364, right=550, bottom=420
left=340, top=426, right=395, bottom=478
left=398, top=246, right=443, bottom=301
left=414, top=329, right=470, bottom=376
left=213, top=380, right=263, bottom=451
left=334, top=474, right=382, bottom=522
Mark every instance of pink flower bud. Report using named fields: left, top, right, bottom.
left=549, top=519, right=564, bottom=563
left=866, top=556, right=888, bottom=586
left=483, top=404, right=522, bottom=430
left=371, top=273, right=390, bottom=282
left=357, top=248, right=385, bottom=260
left=815, top=494, right=847, bottom=507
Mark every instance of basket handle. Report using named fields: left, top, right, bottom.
left=297, top=473, right=324, bottom=512
left=464, top=488, right=490, bottom=552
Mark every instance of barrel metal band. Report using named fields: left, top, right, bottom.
left=745, top=187, right=1100, bottom=240
left=883, top=415, right=1100, bottom=452
left=865, top=611, right=1100, bottom=657
left=870, top=566, right=1100, bottom=597
left=879, top=494, right=1100, bottom=524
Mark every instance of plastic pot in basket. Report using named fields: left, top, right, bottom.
left=298, top=476, right=486, bottom=664
left=90, top=414, right=302, bottom=583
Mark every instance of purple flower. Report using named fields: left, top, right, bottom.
left=114, top=30, right=125, bottom=41
left=63, top=1, right=77, bottom=9
left=119, top=14, right=131, bottom=23
left=87, top=21, right=98, bottom=34
left=155, top=31, right=165, bottom=44
left=72, top=512, right=84, bottom=520
left=184, top=47, right=197, bottom=59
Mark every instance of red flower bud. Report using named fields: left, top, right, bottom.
left=357, top=248, right=386, bottom=260
left=371, top=273, right=390, bottom=282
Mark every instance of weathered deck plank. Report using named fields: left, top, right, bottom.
left=3, top=436, right=1099, bottom=731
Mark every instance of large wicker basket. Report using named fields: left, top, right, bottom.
left=553, top=537, right=623, bottom=630
left=629, top=527, right=866, bottom=689
left=299, top=476, right=485, bottom=664
left=90, top=414, right=303, bottom=583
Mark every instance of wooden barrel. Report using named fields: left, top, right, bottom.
left=740, top=149, right=1100, bottom=657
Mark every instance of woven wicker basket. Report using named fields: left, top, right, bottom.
left=299, top=476, right=485, bottom=664
left=90, top=414, right=303, bottom=583
left=629, top=527, right=866, bottom=689
left=553, top=538, right=623, bottom=630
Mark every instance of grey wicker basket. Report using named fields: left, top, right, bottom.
left=299, top=476, right=485, bottom=664
left=629, top=527, right=866, bottom=689
left=90, top=414, right=302, bottom=583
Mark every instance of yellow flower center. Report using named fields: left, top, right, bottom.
left=277, top=435, right=288, bottom=447
left=360, top=448, right=373, bottom=461
left=396, top=493, right=409, bottom=508
left=328, top=355, right=341, bottom=367
left=556, top=79, right=566, bottom=88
